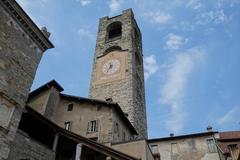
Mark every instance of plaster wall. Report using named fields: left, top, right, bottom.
left=112, top=140, right=154, bottom=160
left=149, top=136, right=220, bottom=160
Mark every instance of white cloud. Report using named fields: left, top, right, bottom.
left=218, top=106, right=240, bottom=126
left=109, top=0, right=123, bottom=15
left=78, top=28, right=95, bottom=40
left=180, top=21, right=195, bottom=31
left=144, top=55, right=159, bottom=80
left=165, top=33, right=188, bottom=51
left=196, top=9, right=227, bottom=25
left=186, top=0, right=203, bottom=10
left=78, top=0, right=91, bottom=6
left=144, top=12, right=172, bottom=25
left=160, top=47, right=206, bottom=133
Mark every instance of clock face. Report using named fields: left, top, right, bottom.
left=102, top=59, right=120, bottom=75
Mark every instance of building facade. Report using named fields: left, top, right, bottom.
left=148, top=131, right=221, bottom=160
left=88, top=9, right=147, bottom=139
left=216, top=131, right=240, bottom=160
left=0, top=0, right=53, bottom=159
left=27, top=80, right=138, bottom=145
left=1, top=1, right=239, bottom=160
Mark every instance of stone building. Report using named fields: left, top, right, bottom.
left=27, top=80, right=138, bottom=145
left=89, top=9, right=148, bottom=139
left=8, top=106, right=140, bottom=160
left=0, top=0, right=53, bottom=159
left=1, top=0, right=239, bottom=160
left=0, top=0, right=153, bottom=159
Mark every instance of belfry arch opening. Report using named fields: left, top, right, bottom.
left=107, top=21, right=122, bottom=39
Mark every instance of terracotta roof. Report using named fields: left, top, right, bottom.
left=24, top=106, right=139, bottom=160
left=219, top=131, right=240, bottom=140
left=218, top=131, right=240, bottom=155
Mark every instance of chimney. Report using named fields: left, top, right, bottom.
left=207, top=126, right=213, bottom=132
left=41, top=26, right=51, bottom=38
left=170, top=133, right=174, bottom=137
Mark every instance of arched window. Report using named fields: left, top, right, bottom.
left=107, top=22, right=122, bottom=39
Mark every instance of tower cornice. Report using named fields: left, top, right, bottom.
left=0, top=0, right=54, bottom=51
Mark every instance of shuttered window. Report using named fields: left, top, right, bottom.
left=87, top=120, right=98, bottom=133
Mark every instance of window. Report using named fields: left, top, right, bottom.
left=151, top=145, right=158, bottom=154
left=114, top=122, right=119, bottom=134
left=188, top=139, right=197, bottom=151
left=123, top=131, right=126, bottom=141
left=107, top=22, right=122, bottom=39
left=88, top=120, right=98, bottom=133
left=106, top=98, right=113, bottom=102
left=67, top=103, right=73, bottom=111
left=171, top=143, right=179, bottom=154
left=207, top=139, right=217, bottom=153
left=64, top=121, right=72, bottom=131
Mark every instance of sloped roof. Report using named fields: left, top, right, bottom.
left=219, top=131, right=240, bottom=141
left=218, top=131, right=240, bottom=155
left=148, top=131, right=218, bottom=142
left=24, top=106, right=139, bottom=160
left=28, top=80, right=64, bottom=99
left=28, top=80, right=138, bottom=135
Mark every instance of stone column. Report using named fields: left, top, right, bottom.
left=75, top=143, right=83, bottom=160
left=52, top=133, right=59, bottom=151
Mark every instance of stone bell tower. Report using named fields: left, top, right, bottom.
left=89, top=9, right=147, bottom=138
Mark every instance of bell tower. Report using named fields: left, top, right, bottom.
left=89, top=9, right=147, bottom=138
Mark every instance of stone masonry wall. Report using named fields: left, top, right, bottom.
left=89, top=9, right=147, bottom=139
left=0, top=4, right=46, bottom=160
left=8, top=131, right=55, bottom=160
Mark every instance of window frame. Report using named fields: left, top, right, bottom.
left=87, top=120, right=98, bottom=133
left=67, top=103, right=73, bottom=111
left=207, top=138, right=217, bottom=153
left=64, top=121, right=72, bottom=131
left=151, top=144, right=159, bottom=154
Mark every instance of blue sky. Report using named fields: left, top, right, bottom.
left=17, top=0, right=240, bottom=138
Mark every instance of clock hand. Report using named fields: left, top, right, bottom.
left=107, top=63, right=113, bottom=73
